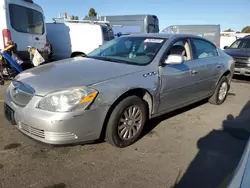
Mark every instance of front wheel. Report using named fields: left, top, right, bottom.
left=105, top=96, right=147, bottom=148
left=209, top=76, right=229, bottom=105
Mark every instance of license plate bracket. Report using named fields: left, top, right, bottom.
left=4, top=103, right=16, bottom=125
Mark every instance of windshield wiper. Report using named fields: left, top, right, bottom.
left=88, top=56, right=130, bottom=64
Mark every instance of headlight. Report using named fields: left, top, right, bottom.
left=37, top=87, right=98, bottom=112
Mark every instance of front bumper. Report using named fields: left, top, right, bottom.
left=233, top=62, right=250, bottom=76
left=4, top=89, right=110, bottom=145
left=234, top=67, right=250, bottom=76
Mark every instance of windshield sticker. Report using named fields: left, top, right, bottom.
left=144, top=39, right=164, bottom=43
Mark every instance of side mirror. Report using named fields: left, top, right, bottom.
left=164, top=54, right=184, bottom=65
left=116, top=32, right=122, bottom=37
left=224, top=46, right=229, bottom=49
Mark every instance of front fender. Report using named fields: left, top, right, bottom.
left=91, top=69, right=160, bottom=113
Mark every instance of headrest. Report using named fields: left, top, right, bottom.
left=170, top=45, right=186, bottom=56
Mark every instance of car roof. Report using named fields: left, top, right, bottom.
left=121, top=33, right=205, bottom=40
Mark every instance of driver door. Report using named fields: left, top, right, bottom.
left=158, top=38, right=200, bottom=113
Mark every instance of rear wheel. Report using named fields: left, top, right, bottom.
left=209, top=76, right=229, bottom=105
left=105, top=96, right=147, bottom=148
left=0, top=78, right=4, bottom=85
left=71, top=52, right=87, bottom=58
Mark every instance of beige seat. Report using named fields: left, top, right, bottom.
left=170, top=45, right=188, bottom=60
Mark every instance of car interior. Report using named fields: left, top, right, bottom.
left=167, top=40, right=192, bottom=61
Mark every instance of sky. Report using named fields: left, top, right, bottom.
left=35, top=0, right=250, bottom=32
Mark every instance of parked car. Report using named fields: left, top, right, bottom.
left=224, top=35, right=250, bottom=76
left=46, top=20, right=115, bottom=60
left=0, top=0, right=50, bottom=62
left=4, top=33, right=234, bottom=148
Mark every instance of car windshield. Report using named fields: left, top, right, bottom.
left=229, top=38, right=250, bottom=50
left=87, top=36, right=166, bottom=65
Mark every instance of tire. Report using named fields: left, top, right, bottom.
left=72, top=53, right=87, bottom=58
left=209, top=76, right=229, bottom=105
left=0, top=79, right=4, bottom=85
left=105, top=96, right=147, bottom=148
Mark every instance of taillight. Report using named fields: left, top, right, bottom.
left=2, top=29, right=12, bottom=48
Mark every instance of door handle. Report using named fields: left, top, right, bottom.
left=190, top=70, right=198, bottom=75
left=35, top=37, right=39, bottom=41
left=216, top=65, right=221, bottom=69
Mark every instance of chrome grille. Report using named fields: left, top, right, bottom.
left=19, top=123, right=45, bottom=139
left=235, top=62, right=250, bottom=68
left=19, top=123, right=77, bottom=141
left=9, top=81, right=35, bottom=107
left=233, top=56, right=250, bottom=63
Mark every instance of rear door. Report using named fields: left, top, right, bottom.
left=7, top=3, right=45, bottom=58
left=30, top=9, right=46, bottom=50
left=8, top=3, right=33, bottom=53
left=190, top=38, right=222, bottom=97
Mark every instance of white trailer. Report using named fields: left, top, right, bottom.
left=95, top=14, right=159, bottom=35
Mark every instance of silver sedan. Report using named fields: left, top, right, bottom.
left=4, top=34, right=235, bottom=148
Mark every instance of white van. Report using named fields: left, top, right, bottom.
left=46, top=20, right=115, bottom=60
left=0, top=0, right=47, bottom=61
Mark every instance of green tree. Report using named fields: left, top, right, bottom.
left=71, top=15, right=75, bottom=20
left=242, top=26, right=250, bottom=33
left=224, top=28, right=234, bottom=32
left=88, top=8, right=97, bottom=17
left=75, top=16, right=79, bottom=20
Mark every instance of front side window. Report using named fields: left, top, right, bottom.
left=192, top=39, right=218, bottom=59
left=164, top=39, right=192, bottom=61
left=229, top=39, right=250, bottom=50
left=88, top=36, right=166, bottom=65
left=9, top=4, right=45, bottom=35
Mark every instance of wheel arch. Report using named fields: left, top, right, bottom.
left=217, top=70, right=232, bottom=86
left=213, top=70, right=232, bottom=96
left=70, top=51, right=86, bottom=58
left=99, top=88, right=154, bottom=140
left=223, top=70, right=232, bottom=81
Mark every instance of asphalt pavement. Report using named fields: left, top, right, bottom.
left=0, top=78, right=250, bottom=188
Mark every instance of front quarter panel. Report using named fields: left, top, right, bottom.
left=88, top=36, right=180, bottom=116
left=90, top=67, right=160, bottom=115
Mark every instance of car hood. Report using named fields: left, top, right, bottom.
left=224, top=49, right=250, bottom=58
left=15, top=57, right=144, bottom=96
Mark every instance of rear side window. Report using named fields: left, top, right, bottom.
left=101, top=26, right=115, bottom=41
left=9, top=4, right=44, bottom=35
left=192, top=39, right=218, bottom=59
